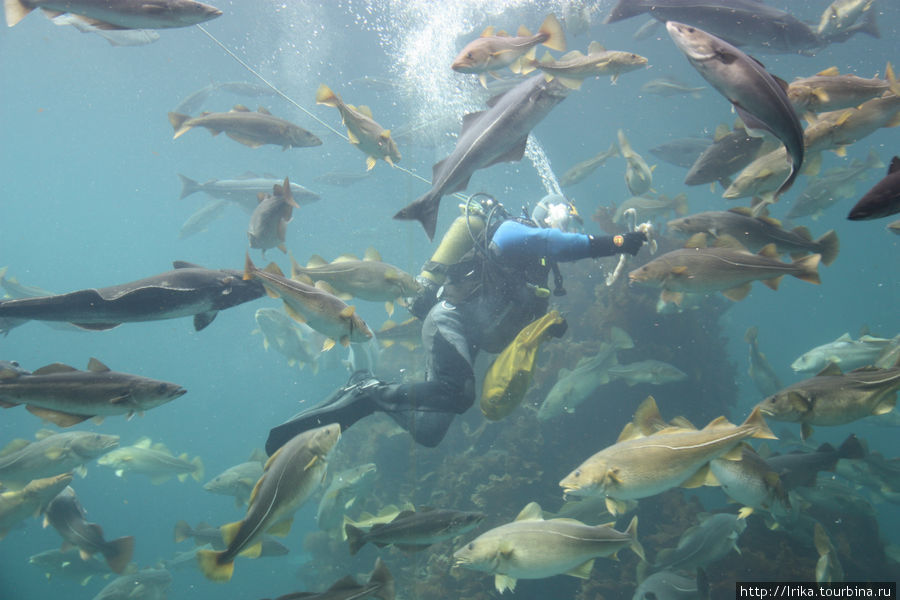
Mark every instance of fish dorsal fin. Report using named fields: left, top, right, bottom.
left=363, top=247, right=382, bottom=262
left=587, top=41, right=605, bottom=54
left=670, top=416, right=696, bottom=429
left=315, top=280, right=338, bottom=294
left=33, top=363, right=79, bottom=375
left=35, top=429, right=56, bottom=440
left=173, top=260, right=203, bottom=269
left=86, top=358, right=110, bottom=373
left=479, top=25, right=495, bottom=37
left=684, top=232, right=708, bottom=249
left=263, top=262, right=285, bottom=277
left=460, top=110, right=486, bottom=135
left=760, top=215, right=783, bottom=228
left=833, top=332, right=852, bottom=342
left=248, top=475, right=264, bottom=506
left=616, top=421, right=642, bottom=442
left=816, top=362, right=843, bottom=377
left=711, top=234, right=747, bottom=251
left=327, top=575, right=361, bottom=592
left=889, top=156, right=900, bottom=175
left=356, top=105, right=374, bottom=119
left=515, top=502, right=544, bottom=521
left=633, top=396, right=666, bottom=435
left=232, top=105, right=250, bottom=112
left=516, top=24, right=531, bottom=37
left=134, top=437, right=152, bottom=449
left=305, top=254, right=328, bottom=268
left=727, top=206, right=753, bottom=217
left=714, top=123, right=730, bottom=141
left=257, top=106, right=271, bottom=115
left=816, top=66, right=840, bottom=76
left=560, top=50, right=584, bottom=62
left=756, top=243, right=779, bottom=259
left=702, top=415, right=734, bottom=430
left=333, top=253, right=359, bottom=263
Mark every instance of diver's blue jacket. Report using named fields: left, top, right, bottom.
left=490, top=220, right=591, bottom=263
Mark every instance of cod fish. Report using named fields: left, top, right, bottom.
left=560, top=142, right=620, bottom=187
left=608, top=359, right=687, bottom=387
left=290, top=249, right=421, bottom=316
left=178, top=199, right=228, bottom=240
left=315, top=84, right=400, bottom=170
left=43, top=487, right=134, bottom=574
left=802, top=79, right=900, bottom=155
left=744, top=326, right=782, bottom=398
left=178, top=173, right=319, bottom=213
left=814, top=523, right=844, bottom=583
left=789, top=66, right=892, bottom=115
left=316, top=463, right=377, bottom=535
left=197, top=423, right=340, bottom=582
left=651, top=512, right=746, bottom=573
left=254, top=308, right=320, bottom=371
left=203, top=450, right=265, bottom=507
left=451, top=14, right=566, bottom=87
left=346, top=506, right=485, bottom=555
left=394, top=74, right=569, bottom=239
left=5, top=0, right=221, bottom=29
left=538, top=328, right=633, bottom=420
left=848, top=156, right=900, bottom=221
left=92, top=568, right=172, bottom=600
left=629, top=234, right=820, bottom=306
left=767, top=434, right=865, bottom=491
left=0, top=262, right=265, bottom=332
left=0, top=430, right=119, bottom=485
left=817, top=0, right=876, bottom=39
left=248, top=177, right=298, bottom=255
left=174, top=520, right=224, bottom=548
left=666, top=21, right=803, bottom=200
left=641, top=76, right=705, bottom=98
left=244, top=255, right=372, bottom=350
left=29, top=548, right=112, bottom=586
left=618, top=129, right=654, bottom=196
left=559, top=397, right=776, bottom=515
left=757, top=360, right=900, bottom=440
left=683, top=123, right=764, bottom=189
left=633, top=570, right=708, bottom=600
left=453, top=501, right=643, bottom=593
left=168, top=106, right=321, bottom=149
left=0, top=473, right=72, bottom=539
left=613, top=193, right=688, bottom=224
left=708, top=446, right=791, bottom=519
left=649, top=137, right=712, bottom=169
left=0, top=358, right=185, bottom=428
left=98, top=438, right=203, bottom=485
left=262, top=557, right=394, bottom=600
left=521, top=42, right=647, bottom=88
left=668, top=207, right=840, bottom=266
left=792, top=332, right=900, bottom=373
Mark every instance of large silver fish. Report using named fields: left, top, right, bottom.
left=0, top=430, right=119, bottom=484
left=178, top=174, right=320, bottom=212
left=5, top=0, right=221, bottom=29
left=791, top=332, right=900, bottom=373
left=0, top=473, right=72, bottom=539
left=168, top=106, right=321, bottom=150
left=394, top=75, right=569, bottom=239
left=666, top=22, right=803, bottom=200
left=98, top=438, right=203, bottom=484
left=346, top=506, right=485, bottom=555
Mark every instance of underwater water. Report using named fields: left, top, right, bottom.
left=1, top=0, right=898, bottom=598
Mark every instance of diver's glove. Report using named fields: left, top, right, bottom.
left=588, top=231, right=647, bottom=257
left=408, top=275, right=439, bottom=320
left=546, top=317, right=568, bottom=339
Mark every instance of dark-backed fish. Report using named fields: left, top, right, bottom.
left=5, top=0, right=221, bottom=29
left=848, top=156, right=900, bottom=220
left=649, top=137, right=711, bottom=169
left=666, top=21, right=803, bottom=200
left=0, top=431, right=118, bottom=484
left=0, top=473, right=72, bottom=539
left=0, top=262, right=265, bottom=332
left=394, top=74, right=569, bottom=239
left=262, top=557, right=394, bottom=600
left=683, top=123, right=763, bottom=188
left=43, top=487, right=134, bottom=574
left=345, top=506, right=485, bottom=555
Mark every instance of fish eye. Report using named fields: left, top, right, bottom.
left=466, top=52, right=473, bottom=59
left=573, top=470, right=581, bottom=478
left=467, top=543, right=474, bottom=551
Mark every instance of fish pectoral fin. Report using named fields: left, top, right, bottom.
left=680, top=464, right=713, bottom=489
left=225, top=132, right=264, bottom=148
left=738, top=506, right=755, bottom=519
left=495, top=574, right=517, bottom=593
left=284, top=304, right=307, bottom=324
left=322, top=338, right=336, bottom=352
left=566, top=559, right=595, bottom=579
left=487, top=136, right=529, bottom=167
left=108, top=394, right=132, bottom=405
left=366, top=156, right=377, bottom=171
left=605, top=497, right=627, bottom=516
left=193, top=311, right=218, bottom=331
left=873, top=397, right=897, bottom=415
left=150, top=473, right=172, bottom=485
left=304, top=455, right=320, bottom=471
left=266, top=518, right=293, bottom=537
left=722, top=283, right=753, bottom=302
left=25, top=406, right=91, bottom=428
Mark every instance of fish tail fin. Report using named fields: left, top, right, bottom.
left=369, top=557, right=396, bottom=600
left=791, top=253, right=821, bottom=284
left=167, top=112, right=192, bottom=139
left=173, top=520, right=192, bottom=543
left=744, top=406, right=778, bottom=439
left=744, top=326, right=758, bottom=344
left=539, top=13, right=566, bottom=52
left=345, top=523, right=367, bottom=556
left=102, top=536, right=135, bottom=574
left=196, top=548, right=234, bottom=582
left=886, top=62, right=900, bottom=96
left=393, top=193, right=439, bottom=240
left=836, top=434, right=865, bottom=461
left=4, top=0, right=32, bottom=27
left=177, top=174, right=200, bottom=200
left=773, top=162, right=801, bottom=200
left=624, top=516, right=646, bottom=561
left=315, top=83, right=340, bottom=107
left=815, top=230, right=839, bottom=266
left=191, top=456, right=205, bottom=482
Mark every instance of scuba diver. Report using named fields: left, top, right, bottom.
left=265, top=193, right=648, bottom=455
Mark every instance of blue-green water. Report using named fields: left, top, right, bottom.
left=1, top=1, right=898, bottom=598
